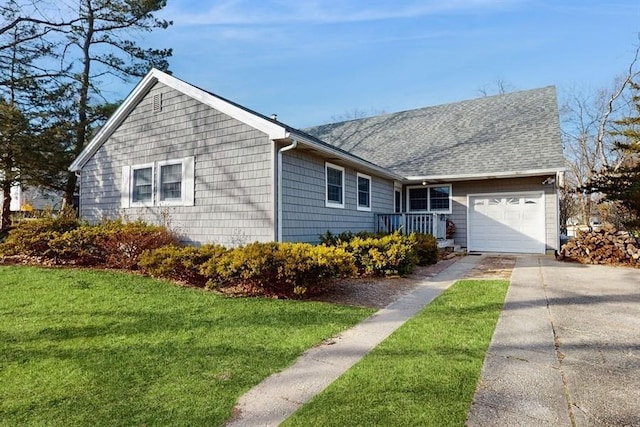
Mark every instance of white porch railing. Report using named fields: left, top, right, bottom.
left=376, top=213, right=439, bottom=236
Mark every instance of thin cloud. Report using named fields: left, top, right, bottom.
left=164, top=0, right=520, bottom=27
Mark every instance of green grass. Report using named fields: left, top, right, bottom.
left=283, top=279, right=509, bottom=427
left=0, top=266, right=374, bottom=426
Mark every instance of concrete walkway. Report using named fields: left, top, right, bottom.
left=467, top=255, right=640, bottom=426
left=226, top=255, right=483, bottom=427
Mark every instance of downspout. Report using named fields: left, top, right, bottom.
left=277, top=139, right=298, bottom=242
left=75, top=171, right=81, bottom=216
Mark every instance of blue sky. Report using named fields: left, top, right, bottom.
left=135, top=0, right=640, bottom=128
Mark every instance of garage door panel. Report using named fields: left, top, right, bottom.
left=469, top=193, right=545, bottom=254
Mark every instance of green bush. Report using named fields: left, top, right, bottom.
left=202, top=242, right=356, bottom=298
left=0, top=214, right=80, bottom=257
left=413, top=233, right=439, bottom=266
left=342, top=232, right=418, bottom=276
left=139, top=244, right=227, bottom=286
left=48, top=224, right=106, bottom=265
left=1, top=217, right=177, bottom=269
left=318, top=230, right=384, bottom=246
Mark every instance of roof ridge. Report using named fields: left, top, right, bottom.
left=307, top=85, right=556, bottom=130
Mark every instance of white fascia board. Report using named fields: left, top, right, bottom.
left=404, top=168, right=565, bottom=183
left=69, top=68, right=287, bottom=171
left=289, top=132, right=404, bottom=181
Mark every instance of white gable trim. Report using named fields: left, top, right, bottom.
left=69, top=68, right=288, bottom=171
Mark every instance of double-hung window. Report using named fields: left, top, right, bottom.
left=122, top=156, right=194, bottom=208
left=407, top=184, right=451, bottom=213
left=158, top=161, right=183, bottom=205
left=131, top=164, right=154, bottom=206
left=325, top=162, right=345, bottom=208
left=356, top=172, right=371, bottom=211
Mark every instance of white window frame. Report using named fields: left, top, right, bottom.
left=157, top=159, right=185, bottom=207
left=121, top=157, right=194, bottom=209
left=406, top=184, right=452, bottom=214
left=325, top=162, right=345, bottom=209
left=356, top=172, right=372, bottom=212
left=130, top=163, right=155, bottom=208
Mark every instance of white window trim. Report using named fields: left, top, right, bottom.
left=157, top=159, right=186, bottom=207
left=122, top=157, right=194, bottom=209
left=406, top=184, right=452, bottom=214
left=325, top=162, right=345, bottom=209
left=130, top=162, right=155, bottom=208
left=356, top=172, right=372, bottom=212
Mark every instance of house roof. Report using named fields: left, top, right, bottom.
left=304, top=86, right=565, bottom=181
left=71, top=69, right=564, bottom=183
left=69, top=69, right=402, bottom=180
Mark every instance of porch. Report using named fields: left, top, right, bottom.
left=375, top=213, right=447, bottom=240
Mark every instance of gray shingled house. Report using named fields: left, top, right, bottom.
left=70, top=69, right=565, bottom=253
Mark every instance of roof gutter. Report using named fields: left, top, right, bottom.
left=288, top=131, right=404, bottom=181
left=276, top=138, right=298, bottom=242
left=405, top=168, right=565, bottom=183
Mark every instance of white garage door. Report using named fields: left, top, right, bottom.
left=468, top=193, right=545, bottom=254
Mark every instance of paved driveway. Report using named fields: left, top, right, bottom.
left=467, top=255, right=640, bottom=426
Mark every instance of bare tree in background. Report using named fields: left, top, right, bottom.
left=560, top=44, right=640, bottom=226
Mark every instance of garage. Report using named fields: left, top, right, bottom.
left=468, top=192, right=546, bottom=253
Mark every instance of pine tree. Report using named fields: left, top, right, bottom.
left=57, top=0, right=173, bottom=206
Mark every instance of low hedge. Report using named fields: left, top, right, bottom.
left=341, top=233, right=417, bottom=276
left=0, top=214, right=80, bottom=257
left=139, top=244, right=228, bottom=286
left=1, top=216, right=435, bottom=298
left=320, top=231, right=438, bottom=274
left=0, top=218, right=177, bottom=269
left=201, top=242, right=356, bottom=297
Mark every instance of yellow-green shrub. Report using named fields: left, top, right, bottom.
left=340, top=232, right=418, bottom=276
left=139, top=244, right=227, bottom=286
left=202, top=242, right=356, bottom=297
left=0, top=215, right=80, bottom=257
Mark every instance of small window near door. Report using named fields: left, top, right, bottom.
left=325, top=162, right=345, bottom=208
left=356, top=173, right=371, bottom=211
left=408, top=188, right=428, bottom=211
left=407, top=184, right=452, bottom=213
left=394, top=190, right=401, bottom=213
left=429, top=186, right=450, bottom=211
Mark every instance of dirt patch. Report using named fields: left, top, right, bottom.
left=309, top=257, right=461, bottom=309
left=463, top=256, right=516, bottom=280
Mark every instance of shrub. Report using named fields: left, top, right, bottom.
left=139, top=244, right=227, bottom=286
left=1, top=216, right=177, bottom=269
left=93, top=220, right=178, bottom=269
left=318, top=230, right=382, bottom=246
left=342, top=232, right=418, bottom=276
left=413, top=233, right=439, bottom=266
left=202, top=242, right=356, bottom=298
left=49, top=224, right=107, bottom=265
left=0, top=214, right=80, bottom=257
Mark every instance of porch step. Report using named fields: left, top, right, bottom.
left=437, top=239, right=455, bottom=248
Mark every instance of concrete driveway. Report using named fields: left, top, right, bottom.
left=467, top=255, right=640, bottom=426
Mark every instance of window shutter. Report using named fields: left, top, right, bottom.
left=121, top=165, right=131, bottom=208
left=183, top=156, right=195, bottom=206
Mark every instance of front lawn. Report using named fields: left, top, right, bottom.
left=283, top=279, right=509, bottom=427
left=0, top=266, right=374, bottom=426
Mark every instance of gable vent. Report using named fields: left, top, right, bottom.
left=152, top=93, right=162, bottom=113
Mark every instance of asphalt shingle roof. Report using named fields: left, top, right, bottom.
left=304, top=86, right=565, bottom=178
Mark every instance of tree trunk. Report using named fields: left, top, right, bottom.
left=1, top=180, right=12, bottom=231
